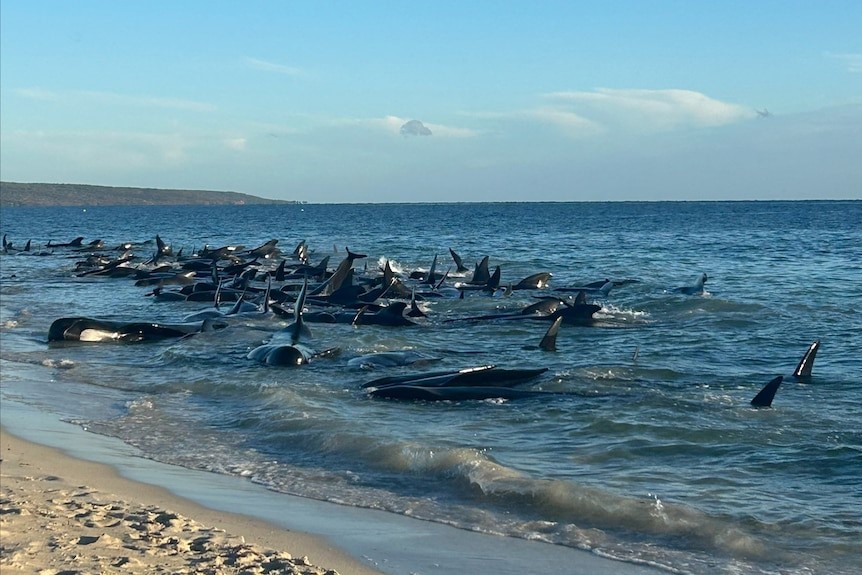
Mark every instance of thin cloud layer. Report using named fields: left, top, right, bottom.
left=825, top=52, right=862, bottom=74
left=245, top=57, right=302, bottom=76
left=16, top=88, right=216, bottom=112
left=339, top=115, right=477, bottom=138
left=543, top=88, right=753, bottom=133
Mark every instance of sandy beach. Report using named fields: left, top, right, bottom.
left=0, top=428, right=384, bottom=575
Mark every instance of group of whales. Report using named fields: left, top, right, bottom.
left=22, top=234, right=820, bottom=406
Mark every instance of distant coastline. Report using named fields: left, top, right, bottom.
left=0, top=182, right=298, bottom=207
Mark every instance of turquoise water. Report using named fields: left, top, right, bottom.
left=1, top=201, right=860, bottom=574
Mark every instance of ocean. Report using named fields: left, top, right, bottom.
left=1, top=201, right=860, bottom=575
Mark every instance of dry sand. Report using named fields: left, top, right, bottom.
left=0, top=428, right=384, bottom=575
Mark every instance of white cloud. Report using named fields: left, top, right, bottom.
left=224, top=137, right=247, bottom=151
left=245, top=57, right=302, bottom=76
left=14, top=88, right=216, bottom=112
left=76, top=91, right=217, bottom=112
left=16, top=87, right=59, bottom=101
left=1, top=129, right=193, bottom=173
left=523, top=106, right=601, bottom=135
left=825, top=52, right=862, bottom=73
left=544, top=88, right=754, bottom=132
left=0, top=127, right=261, bottom=182
left=422, top=121, right=481, bottom=138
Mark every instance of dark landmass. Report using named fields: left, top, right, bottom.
left=0, top=182, right=298, bottom=207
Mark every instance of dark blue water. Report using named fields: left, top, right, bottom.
left=1, top=201, right=860, bottom=575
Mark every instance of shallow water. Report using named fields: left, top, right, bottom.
left=1, top=201, right=861, bottom=575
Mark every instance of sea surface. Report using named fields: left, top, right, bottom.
left=1, top=201, right=860, bottom=575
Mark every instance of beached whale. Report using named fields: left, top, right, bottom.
left=247, top=279, right=339, bottom=366
left=48, top=316, right=227, bottom=343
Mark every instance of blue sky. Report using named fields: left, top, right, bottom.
left=1, top=1, right=860, bottom=202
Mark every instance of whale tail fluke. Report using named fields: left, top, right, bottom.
left=793, top=340, right=820, bottom=379
left=751, top=376, right=783, bottom=408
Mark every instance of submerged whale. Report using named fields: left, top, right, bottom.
left=46, top=236, right=85, bottom=249
left=673, top=273, right=708, bottom=295
left=363, top=365, right=553, bottom=401
left=347, top=350, right=441, bottom=369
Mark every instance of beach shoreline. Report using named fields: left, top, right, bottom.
left=0, top=427, right=383, bottom=575
left=0, top=399, right=664, bottom=575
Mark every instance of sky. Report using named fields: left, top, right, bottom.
left=1, top=1, right=860, bottom=203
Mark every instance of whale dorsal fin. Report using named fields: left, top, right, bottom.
left=352, top=305, right=369, bottom=326
left=213, top=280, right=223, bottom=310
left=539, top=317, right=563, bottom=352
left=290, top=278, right=311, bottom=343
left=793, top=340, right=820, bottom=378
left=751, top=376, right=783, bottom=408
left=471, top=256, right=490, bottom=285
left=226, top=289, right=247, bottom=315
left=434, top=266, right=451, bottom=290
left=426, top=254, right=439, bottom=285
left=486, top=266, right=501, bottom=290
left=262, top=276, right=272, bottom=313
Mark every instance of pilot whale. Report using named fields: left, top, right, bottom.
left=364, top=365, right=552, bottom=401
left=48, top=316, right=227, bottom=343
left=247, top=279, right=338, bottom=366
left=750, top=340, right=822, bottom=407
left=790, top=340, right=820, bottom=380
left=347, top=350, right=441, bottom=369
left=673, top=273, right=708, bottom=295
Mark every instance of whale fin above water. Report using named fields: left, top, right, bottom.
left=426, top=254, right=439, bottom=285
left=469, top=256, right=490, bottom=285
left=673, top=273, right=708, bottom=295
left=449, top=247, right=469, bottom=273
left=407, top=288, right=427, bottom=318
left=274, top=259, right=286, bottom=282
left=793, top=340, right=820, bottom=379
left=539, top=317, right=563, bottom=352
left=751, top=376, right=783, bottom=408
left=282, top=278, right=312, bottom=343
left=434, top=266, right=451, bottom=290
